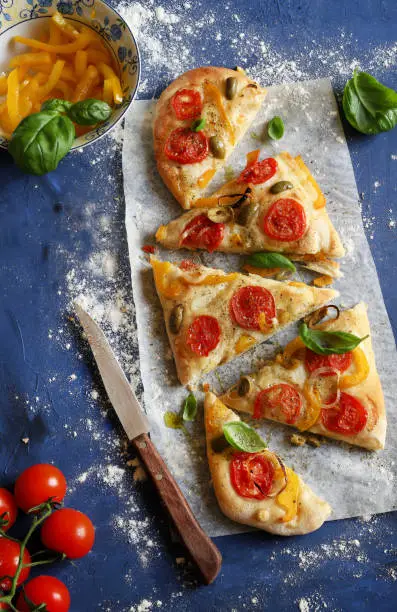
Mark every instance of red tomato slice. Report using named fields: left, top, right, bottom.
left=142, top=245, right=155, bottom=254
left=305, top=350, right=353, bottom=376
left=254, top=384, right=302, bottom=424
left=171, top=88, right=202, bottom=120
left=186, top=315, right=221, bottom=357
left=164, top=127, right=209, bottom=164
left=321, top=392, right=367, bottom=435
left=181, top=214, right=224, bottom=252
left=263, top=198, right=307, bottom=242
left=237, top=157, right=277, bottom=184
left=179, top=259, right=199, bottom=271
left=230, top=286, right=276, bottom=330
left=230, top=452, right=275, bottom=499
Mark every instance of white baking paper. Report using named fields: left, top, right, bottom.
left=122, top=79, right=397, bottom=536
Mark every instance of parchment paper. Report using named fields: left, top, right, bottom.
left=123, top=79, right=397, bottom=536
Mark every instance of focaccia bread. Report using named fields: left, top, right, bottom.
left=153, top=67, right=266, bottom=209
left=156, top=151, right=344, bottom=266
left=205, top=392, right=332, bottom=535
left=151, top=257, right=338, bottom=385
left=220, top=303, right=386, bottom=450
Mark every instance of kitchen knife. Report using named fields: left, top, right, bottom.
left=75, top=303, right=222, bottom=585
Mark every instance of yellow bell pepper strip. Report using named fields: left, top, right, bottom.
left=294, top=155, right=326, bottom=209
left=198, top=168, right=216, bottom=189
left=280, top=336, right=305, bottom=364
left=297, top=381, right=322, bottom=431
left=74, top=50, right=87, bottom=79
left=340, top=347, right=369, bottom=389
left=49, top=21, right=62, bottom=45
left=13, top=32, right=92, bottom=55
left=102, top=79, right=114, bottom=106
left=6, top=68, right=21, bottom=132
left=203, top=81, right=235, bottom=145
left=0, top=107, right=14, bottom=138
left=235, top=335, right=256, bottom=354
left=185, top=272, right=238, bottom=286
left=60, top=64, right=77, bottom=83
left=51, top=79, right=73, bottom=100
left=258, top=311, right=272, bottom=333
left=151, top=259, right=185, bottom=299
left=73, top=64, right=99, bottom=102
left=313, top=274, right=333, bottom=287
left=10, top=52, right=52, bottom=68
left=245, top=149, right=260, bottom=167
left=0, top=75, right=7, bottom=95
left=38, top=60, right=65, bottom=98
left=51, top=11, right=80, bottom=39
left=18, top=95, right=33, bottom=121
left=276, top=467, right=300, bottom=522
left=86, top=48, right=112, bottom=66
left=98, top=63, right=123, bottom=104
left=243, top=264, right=282, bottom=277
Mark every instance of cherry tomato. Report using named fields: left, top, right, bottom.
left=181, top=214, right=224, bottom=252
left=164, top=127, right=209, bottom=164
left=186, top=315, right=221, bottom=357
left=41, top=509, right=95, bottom=559
left=263, top=198, right=307, bottom=242
left=230, top=286, right=276, bottom=331
left=253, top=384, right=302, bottom=424
left=237, top=157, right=277, bottom=184
left=15, top=464, right=67, bottom=513
left=0, top=603, right=10, bottom=610
left=171, top=88, right=202, bottom=120
left=305, top=350, right=353, bottom=376
left=230, top=452, right=274, bottom=499
left=0, top=538, right=31, bottom=592
left=16, top=576, right=71, bottom=612
left=0, top=489, right=17, bottom=532
left=321, top=392, right=367, bottom=435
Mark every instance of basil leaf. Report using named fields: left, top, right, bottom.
left=41, top=98, right=73, bottom=113
left=67, top=99, right=112, bottom=126
left=9, top=111, right=75, bottom=176
left=268, top=116, right=284, bottom=140
left=191, top=117, right=206, bottom=132
left=343, top=71, right=397, bottom=135
left=182, top=393, right=197, bottom=422
left=246, top=252, right=296, bottom=272
left=223, top=421, right=267, bottom=453
left=299, top=322, right=368, bottom=355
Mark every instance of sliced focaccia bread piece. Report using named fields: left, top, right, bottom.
left=150, top=257, right=338, bottom=385
left=156, top=151, right=344, bottom=264
left=205, top=392, right=331, bottom=535
left=220, top=303, right=386, bottom=450
left=154, top=67, right=266, bottom=210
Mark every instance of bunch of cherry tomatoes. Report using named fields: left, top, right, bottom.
left=0, top=464, right=95, bottom=611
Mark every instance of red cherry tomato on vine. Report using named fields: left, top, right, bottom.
left=0, top=488, right=17, bottom=532
left=41, top=509, right=95, bottom=559
left=16, top=576, right=71, bottom=612
left=0, top=538, right=31, bottom=592
left=15, top=464, right=67, bottom=513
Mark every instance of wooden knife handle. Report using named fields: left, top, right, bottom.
left=131, top=433, right=222, bottom=584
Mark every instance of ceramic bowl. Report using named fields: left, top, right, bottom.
left=0, top=0, right=140, bottom=150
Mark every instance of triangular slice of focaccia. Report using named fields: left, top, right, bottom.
left=153, top=67, right=267, bottom=210
left=156, top=151, right=345, bottom=270
left=150, top=257, right=338, bottom=385
left=205, top=392, right=331, bottom=535
left=220, top=303, right=386, bottom=450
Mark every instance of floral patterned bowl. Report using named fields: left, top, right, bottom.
left=0, top=0, right=140, bottom=150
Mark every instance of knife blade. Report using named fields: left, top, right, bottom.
left=75, top=303, right=222, bottom=585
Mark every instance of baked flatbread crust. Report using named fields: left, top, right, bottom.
left=220, top=303, right=386, bottom=450
left=151, top=257, right=338, bottom=385
left=205, top=392, right=331, bottom=535
left=154, top=67, right=266, bottom=209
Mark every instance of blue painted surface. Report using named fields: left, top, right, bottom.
left=1, top=1, right=397, bottom=610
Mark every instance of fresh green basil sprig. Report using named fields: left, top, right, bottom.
left=246, top=252, right=296, bottom=273
left=343, top=70, right=397, bottom=135
left=223, top=421, right=267, bottom=453
left=268, top=116, right=284, bottom=140
left=299, top=322, right=368, bottom=356
left=191, top=117, right=206, bottom=132
left=8, top=98, right=112, bottom=176
left=182, top=393, right=197, bottom=421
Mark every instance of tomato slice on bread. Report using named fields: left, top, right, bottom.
left=230, top=452, right=275, bottom=499
left=171, top=88, right=202, bottom=120
left=305, top=350, right=353, bottom=376
left=237, top=157, right=277, bottom=184
left=254, top=384, right=302, bottom=424
left=230, top=286, right=276, bottom=331
left=186, top=315, right=221, bottom=356
left=321, top=392, right=367, bottom=435
left=181, top=214, right=224, bottom=252
left=263, top=198, right=307, bottom=242
left=164, top=127, right=209, bottom=164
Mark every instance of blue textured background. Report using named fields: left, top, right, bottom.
left=1, top=1, right=396, bottom=610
